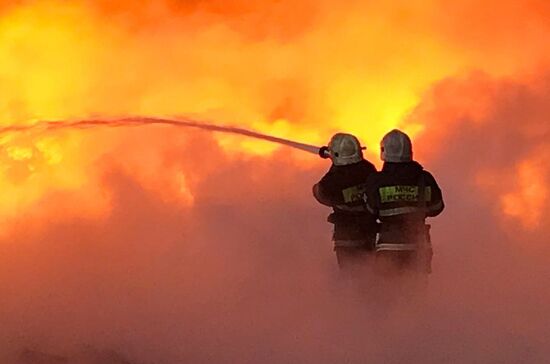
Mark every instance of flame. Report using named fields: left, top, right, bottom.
left=0, top=0, right=549, bottom=227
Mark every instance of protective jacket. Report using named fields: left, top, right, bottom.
left=365, top=161, right=444, bottom=252
left=313, top=160, right=378, bottom=248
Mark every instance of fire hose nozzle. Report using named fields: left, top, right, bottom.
left=318, top=146, right=330, bottom=159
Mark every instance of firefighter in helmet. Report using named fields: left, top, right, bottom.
left=365, top=129, right=444, bottom=275
left=313, top=133, right=378, bottom=271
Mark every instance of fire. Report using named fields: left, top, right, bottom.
left=0, top=0, right=549, bottom=229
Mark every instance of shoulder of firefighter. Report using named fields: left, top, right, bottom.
left=313, top=160, right=377, bottom=212
left=365, top=164, right=444, bottom=219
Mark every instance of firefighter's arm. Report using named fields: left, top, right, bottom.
left=312, top=183, right=334, bottom=207
left=425, top=172, right=444, bottom=217
left=364, top=175, right=379, bottom=216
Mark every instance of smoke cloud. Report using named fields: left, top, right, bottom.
left=2, top=69, right=550, bottom=362
left=1, top=1, right=550, bottom=363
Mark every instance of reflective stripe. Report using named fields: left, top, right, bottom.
left=333, top=239, right=369, bottom=248
left=376, top=243, right=419, bottom=252
left=334, top=204, right=367, bottom=212
left=378, top=201, right=442, bottom=216
left=342, top=184, right=368, bottom=204
left=379, top=206, right=424, bottom=217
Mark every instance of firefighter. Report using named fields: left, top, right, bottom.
left=313, top=133, right=378, bottom=272
left=365, top=129, right=444, bottom=275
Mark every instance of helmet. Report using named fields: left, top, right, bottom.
left=328, top=133, right=364, bottom=166
left=380, top=129, right=412, bottom=162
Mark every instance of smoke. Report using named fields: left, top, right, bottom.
left=0, top=137, right=336, bottom=363
left=412, top=70, right=550, bottom=230
left=2, top=70, right=550, bottom=363
left=1, top=1, right=550, bottom=363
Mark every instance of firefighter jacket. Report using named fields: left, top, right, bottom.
left=313, top=160, right=378, bottom=247
left=365, top=161, right=444, bottom=251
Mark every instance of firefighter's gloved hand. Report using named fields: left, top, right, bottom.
left=319, top=146, right=330, bottom=159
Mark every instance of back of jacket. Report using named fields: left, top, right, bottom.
left=365, top=161, right=444, bottom=236
left=313, top=160, right=378, bottom=243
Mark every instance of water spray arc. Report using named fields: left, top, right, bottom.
left=0, top=116, right=329, bottom=157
